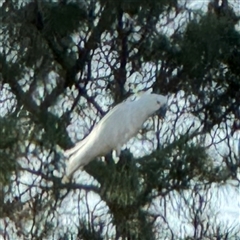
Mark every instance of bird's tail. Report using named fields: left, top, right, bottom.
left=64, top=138, right=87, bottom=157
left=63, top=138, right=88, bottom=182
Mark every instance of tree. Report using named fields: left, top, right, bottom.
left=0, top=0, right=239, bottom=239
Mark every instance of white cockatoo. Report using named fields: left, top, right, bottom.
left=63, top=92, right=167, bottom=181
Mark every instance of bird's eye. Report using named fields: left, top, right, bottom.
left=157, top=100, right=160, bottom=104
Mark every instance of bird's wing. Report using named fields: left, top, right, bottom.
left=95, top=100, right=136, bottom=148
left=98, top=100, right=129, bottom=127
left=63, top=102, right=128, bottom=175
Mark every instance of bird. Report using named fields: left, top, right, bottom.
left=63, top=92, right=168, bottom=182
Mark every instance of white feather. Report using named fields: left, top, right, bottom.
left=63, top=93, right=167, bottom=181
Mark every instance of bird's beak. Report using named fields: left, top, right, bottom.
left=158, top=104, right=167, bottom=119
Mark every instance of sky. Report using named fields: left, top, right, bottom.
left=0, top=0, right=240, bottom=239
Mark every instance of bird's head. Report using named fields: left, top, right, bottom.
left=155, top=94, right=168, bottom=118
left=157, top=96, right=168, bottom=119
left=143, top=93, right=168, bottom=119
